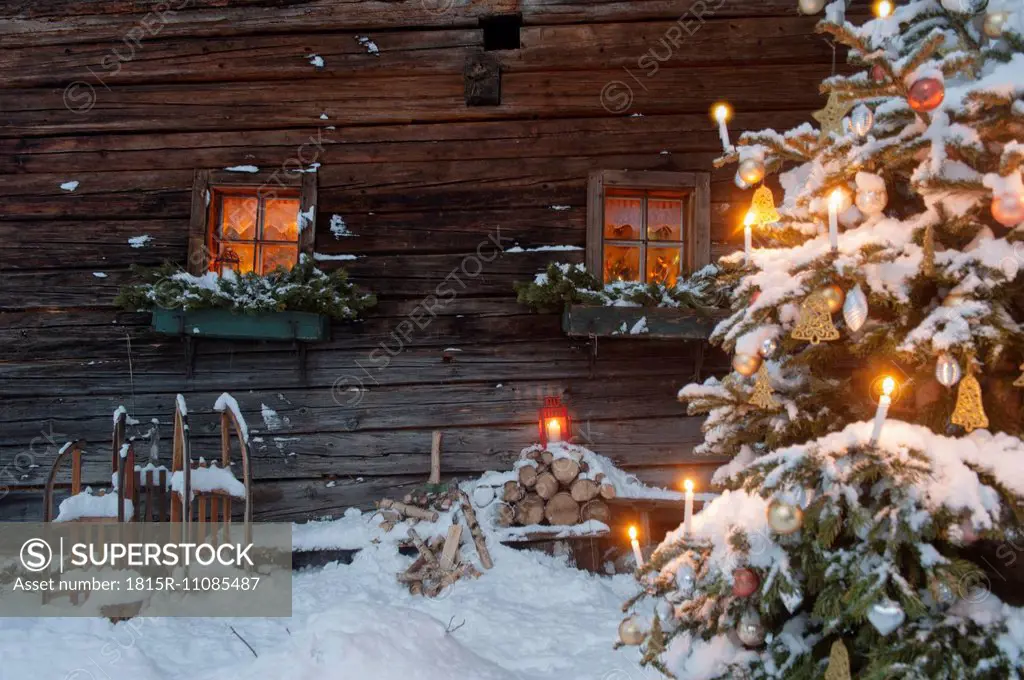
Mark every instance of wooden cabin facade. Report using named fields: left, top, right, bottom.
left=0, top=1, right=846, bottom=521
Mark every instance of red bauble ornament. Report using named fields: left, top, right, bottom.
left=908, top=77, right=945, bottom=113
left=992, top=193, right=1024, bottom=228
left=750, top=290, right=761, bottom=306
left=732, top=568, right=760, bottom=598
left=870, top=64, right=886, bottom=83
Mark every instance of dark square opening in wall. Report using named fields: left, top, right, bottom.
left=481, top=14, right=522, bottom=51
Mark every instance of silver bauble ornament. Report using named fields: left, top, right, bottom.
left=984, top=11, right=1010, bottom=38
left=935, top=353, right=962, bottom=387
left=675, top=563, right=696, bottom=597
left=760, top=337, right=778, bottom=358
left=850, top=104, right=874, bottom=137
left=732, top=352, right=762, bottom=377
left=738, top=158, right=766, bottom=186
left=798, top=0, right=826, bottom=14
left=867, top=598, right=906, bottom=636
left=856, top=187, right=888, bottom=215
left=842, top=284, right=869, bottom=332
left=766, top=499, right=803, bottom=535
left=992, top=192, right=1024, bottom=227
left=931, top=579, right=956, bottom=609
left=736, top=608, right=766, bottom=647
left=618, top=616, right=645, bottom=645
left=735, top=172, right=752, bottom=190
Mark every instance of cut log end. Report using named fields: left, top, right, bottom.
left=544, top=491, right=580, bottom=526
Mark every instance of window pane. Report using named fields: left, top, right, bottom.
left=218, top=196, right=258, bottom=241
left=263, top=198, right=301, bottom=242
left=647, top=199, right=683, bottom=241
left=604, top=197, right=642, bottom=240
left=604, top=244, right=640, bottom=282
left=260, top=244, right=298, bottom=274
left=647, top=247, right=682, bottom=286
left=216, top=242, right=256, bottom=275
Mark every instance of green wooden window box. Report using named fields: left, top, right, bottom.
left=151, top=308, right=330, bottom=342
left=561, top=305, right=726, bottom=340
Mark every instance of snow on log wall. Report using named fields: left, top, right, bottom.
left=0, top=0, right=849, bottom=521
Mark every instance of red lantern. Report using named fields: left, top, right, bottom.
left=908, top=77, right=945, bottom=113
left=732, top=568, right=760, bottom=598
left=538, top=396, right=571, bottom=446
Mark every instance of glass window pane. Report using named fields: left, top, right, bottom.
left=647, top=247, right=682, bottom=286
left=604, top=197, right=642, bottom=240
left=263, top=198, right=301, bottom=242
left=603, top=244, right=640, bottom=282
left=260, top=244, right=298, bottom=274
left=218, top=196, right=258, bottom=240
left=215, top=242, right=256, bottom=275
left=647, top=199, right=683, bottom=241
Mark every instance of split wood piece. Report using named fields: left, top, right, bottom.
left=544, top=492, right=580, bottom=526
left=459, top=490, right=493, bottom=570
left=570, top=478, right=601, bottom=503
left=518, top=464, right=538, bottom=489
left=515, top=493, right=545, bottom=526
left=439, top=523, right=463, bottom=570
left=380, top=520, right=397, bottom=533
left=502, top=480, right=524, bottom=503
left=534, top=472, right=559, bottom=500
left=496, top=502, right=516, bottom=527
left=580, top=499, right=610, bottom=523
left=551, top=458, right=580, bottom=486
left=429, top=430, right=442, bottom=485
left=407, top=527, right=440, bottom=568
left=525, top=449, right=543, bottom=462
left=539, top=450, right=554, bottom=466
left=599, top=483, right=617, bottom=500
left=380, top=498, right=440, bottom=522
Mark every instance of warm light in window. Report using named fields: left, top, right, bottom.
left=874, top=0, right=893, bottom=18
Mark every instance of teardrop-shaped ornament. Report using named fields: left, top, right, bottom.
left=843, top=284, right=868, bottom=332
left=935, top=353, right=962, bottom=387
left=850, top=104, right=874, bottom=137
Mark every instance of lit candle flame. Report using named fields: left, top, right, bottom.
left=545, top=418, right=562, bottom=442
left=829, top=188, right=846, bottom=210
left=874, top=0, right=893, bottom=18
left=744, top=211, right=756, bottom=228
left=684, top=479, right=695, bottom=493
left=882, top=376, right=896, bottom=397
left=712, top=102, right=732, bottom=123
left=628, top=526, right=638, bottom=541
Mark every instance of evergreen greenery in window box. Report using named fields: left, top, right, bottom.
left=116, top=256, right=376, bottom=341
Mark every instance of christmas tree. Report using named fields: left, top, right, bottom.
left=621, top=2, right=1024, bottom=678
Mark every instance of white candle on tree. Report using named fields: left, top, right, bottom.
left=869, top=376, right=896, bottom=445
left=628, top=526, right=644, bottom=569
left=828, top=189, right=843, bottom=251
left=683, top=479, right=695, bottom=537
left=712, top=103, right=733, bottom=153
left=743, top=211, right=755, bottom=265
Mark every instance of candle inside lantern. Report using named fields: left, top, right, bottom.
left=545, top=417, right=563, bottom=444
left=743, top=211, right=755, bottom=265
left=869, top=376, right=896, bottom=445
left=828, top=189, right=843, bottom=251
left=712, top=103, right=733, bottom=153
left=683, top=479, right=695, bottom=537
left=874, top=0, right=893, bottom=18
left=628, top=526, right=644, bottom=569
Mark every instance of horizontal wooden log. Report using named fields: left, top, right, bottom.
left=0, top=18, right=833, bottom=89
left=0, top=64, right=833, bottom=138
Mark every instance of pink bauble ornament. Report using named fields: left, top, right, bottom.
left=992, top=193, right=1024, bottom=227
left=870, top=64, right=887, bottom=83
left=732, top=568, right=760, bottom=598
left=908, top=78, right=945, bottom=113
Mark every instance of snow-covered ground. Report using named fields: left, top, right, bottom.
left=0, top=527, right=647, bottom=680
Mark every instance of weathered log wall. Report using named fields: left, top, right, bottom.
left=0, top=0, right=846, bottom=520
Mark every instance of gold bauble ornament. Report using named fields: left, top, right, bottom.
left=738, top=158, right=766, bottom=185
left=618, top=616, right=645, bottom=645
left=798, top=0, right=826, bottom=14
left=791, top=294, right=840, bottom=345
left=984, top=11, right=1010, bottom=38
left=819, top=284, right=845, bottom=314
left=992, top=192, right=1024, bottom=228
left=733, top=352, right=763, bottom=377
left=749, top=185, right=781, bottom=227
left=749, top=363, right=779, bottom=409
left=943, top=291, right=966, bottom=307
left=767, top=499, right=803, bottom=534
left=813, top=91, right=854, bottom=141
left=951, top=372, right=989, bottom=433
left=824, top=640, right=852, bottom=680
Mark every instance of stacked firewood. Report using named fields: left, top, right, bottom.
left=497, top=449, right=616, bottom=527
left=376, top=486, right=460, bottom=532
left=391, top=491, right=494, bottom=598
